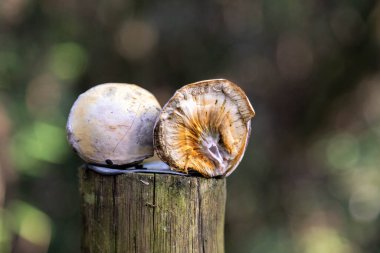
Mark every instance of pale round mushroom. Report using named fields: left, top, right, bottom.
left=67, top=83, right=161, bottom=166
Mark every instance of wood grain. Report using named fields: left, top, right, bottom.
left=79, top=167, right=226, bottom=253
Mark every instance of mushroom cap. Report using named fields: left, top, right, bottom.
left=154, top=79, right=255, bottom=177
left=67, top=83, right=161, bottom=166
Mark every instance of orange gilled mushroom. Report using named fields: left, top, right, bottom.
left=154, top=79, right=255, bottom=178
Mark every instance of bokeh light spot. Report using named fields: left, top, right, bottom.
left=349, top=185, right=380, bottom=222
left=0, top=208, right=11, bottom=252
left=9, top=200, right=52, bottom=247
left=360, top=75, right=380, bottom=125
left=330, top=6, right=365, bottom=46
left=0, top=0, right=28, bottom=24
left=298, top=226, right=352, bottom=253
left=10, top=121, right=69, bottom=176
left=114, top=20, right=158, bottom=61
left=276, top=33, right=314, bottom=81
left=326, top=133, right=359, bottom=170
left=26, top=74, right=62, bottom=117
left=49, top=42, right=87, bottom=81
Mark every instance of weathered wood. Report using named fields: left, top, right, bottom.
left=79, top=167, right=226, bottom=253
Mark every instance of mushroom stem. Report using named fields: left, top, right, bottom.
left=202, top=135, right=226, bottom=172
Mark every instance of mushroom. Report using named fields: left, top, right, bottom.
left=67, top=83, right=161, bottom=166
left=154, top=79, right=255, bottom=177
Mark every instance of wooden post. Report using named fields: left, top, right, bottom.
left=79, top=167, right=226, bottom=253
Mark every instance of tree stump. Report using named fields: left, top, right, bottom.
left=79, top=167, right=226, bottom=253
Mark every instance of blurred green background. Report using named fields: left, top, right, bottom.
left=1, top=0, right=380, bottom=252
